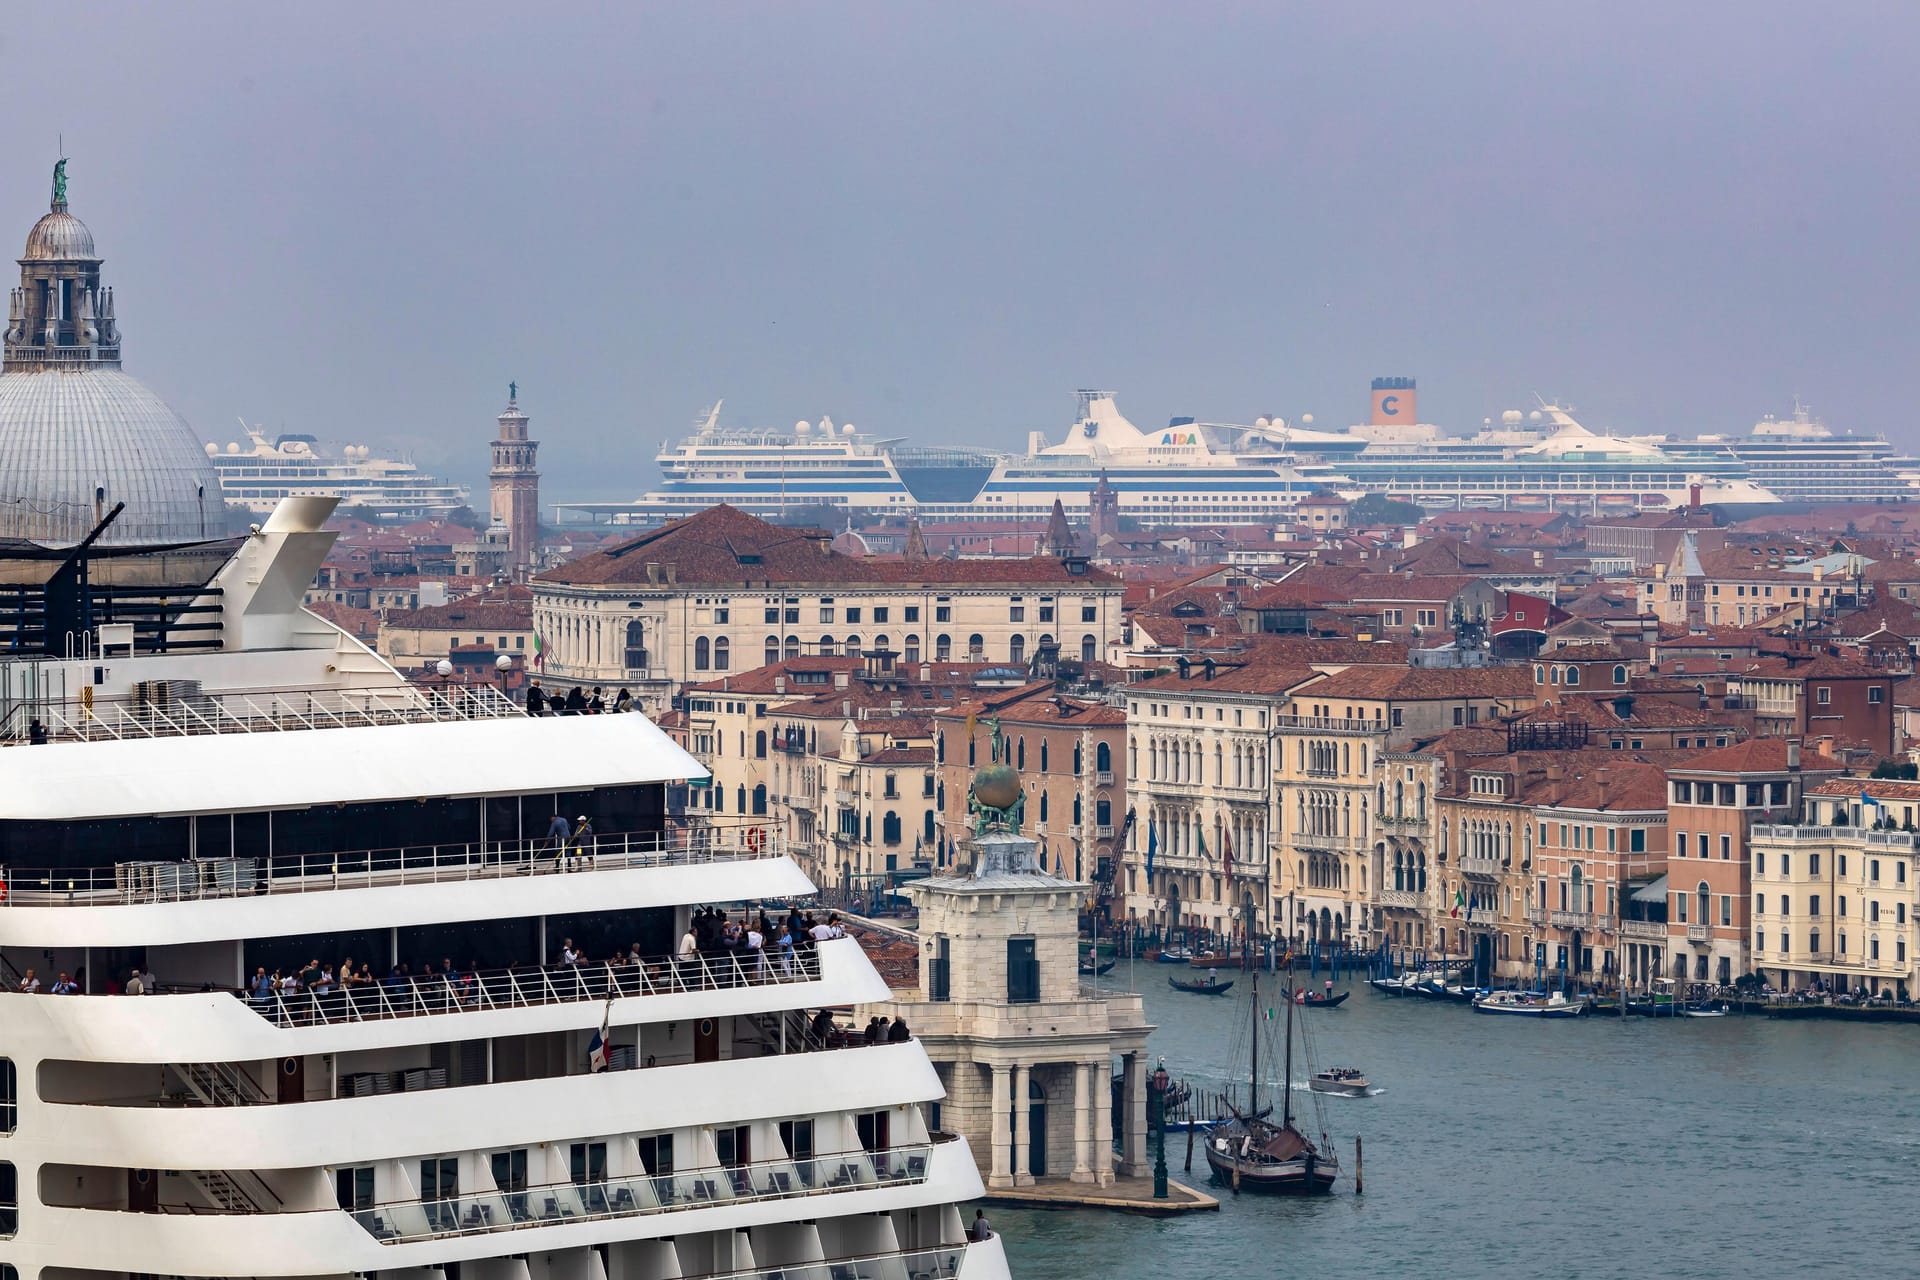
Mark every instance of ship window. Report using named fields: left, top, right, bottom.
left=0, top=1060, right=12, bottom=1132
left=0, top=1161, right=16, bottom=1235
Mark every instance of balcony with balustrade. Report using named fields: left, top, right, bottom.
left=1619, top=918, right=1667, bottom=940
left=1459, top=856, right=1506, bottom=878
left=1377, top=888, right=1425, bottom=910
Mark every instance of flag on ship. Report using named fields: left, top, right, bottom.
left=588, top=998, right=611, bottom=1073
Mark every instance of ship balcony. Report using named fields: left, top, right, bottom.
left=37, top=1160, right=987, bottom=1277
left=0, top=826, right=811, bottom=949
left=345, top=1136, right=964, bottom=1246
left=45, top=1035, right=939, bottom=1173
left=18, top=937, right=878, bottom=1073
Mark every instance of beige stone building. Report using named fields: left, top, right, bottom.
left=1750, top=778, right=1920, bottom=997
left=534, top=505, right=1125, bottom=714
left=375, top=583, right=533, bottom=672
left=871, top=829, right=1152, bottom=1188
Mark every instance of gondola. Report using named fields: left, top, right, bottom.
left=1169, top=974, right=1235, bottom=995
left=1293, top=990, right=1349, bottom=1009
left=1079, top=957, right=1117, bottom=976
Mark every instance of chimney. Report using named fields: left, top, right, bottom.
left=920, top=664, right=931, bottom=682
left=1596, top=767, right=1611, bottom=809
left=1547, top=762, right=1564, bottom=806
left=1787, top=740, right=1801, bottom=771
left=834, top=670, right=850, bottom=690
left=1688, top=484, right=1702, bottom=511
left=774, top=675, right=787, bottom=695
left=1612, top=693, right=1635, bottom=720
left=1402, top=529, right=1418, bottom=550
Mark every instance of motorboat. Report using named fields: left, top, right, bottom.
left=1309, top=1068, right=1371, bottom=1098
left=1155, top=946, right=1195, bottom=965
left=1472, top=990, right=1587, bottom=1018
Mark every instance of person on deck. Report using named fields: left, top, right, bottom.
left=541, top=812, right=572, bottom=869
left=525, top=680, right=546, bottom=716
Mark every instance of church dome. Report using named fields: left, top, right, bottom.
left=22, top=210, right=97, bottom=261
left=0, top=367, right=223, bottom=544
left=0, top=164, right=225, bottom=545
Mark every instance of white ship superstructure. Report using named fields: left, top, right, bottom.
left=1638, top=402, right=1913, bottom=507
left=942, top=391, right=1338, bottom=526
left=207, top=425, right=471, bottom=520
left=0, top=497, right=1003, bottom=1280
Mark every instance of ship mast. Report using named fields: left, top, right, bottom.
left=1281, top=972, right=1294, bottom=1131
left=1249, top=971, right=1259, bottom=1119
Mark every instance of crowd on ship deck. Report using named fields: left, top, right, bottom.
left=522, top=680, right=633, bottom=716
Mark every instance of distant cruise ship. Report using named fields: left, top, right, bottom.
left=207, top=425, right=471, bottom=520
left=1315, top=404, right=1783, bottom=515
left=561, top=395, right=1338, bottom=528
left=1634, top=402, right=1914, bottom=508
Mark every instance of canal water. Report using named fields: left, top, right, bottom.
left=993, top=968, right=1920, bottom=1280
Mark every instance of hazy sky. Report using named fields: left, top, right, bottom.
left=5, top=5, right=1917, bottom=502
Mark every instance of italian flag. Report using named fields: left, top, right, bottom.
left=532, top=632, right=546, bottom=670
left=1451, top=887, right=1466, bottom=919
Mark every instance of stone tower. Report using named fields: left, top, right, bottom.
left=1088, top=470, right=1119, bottom=547
left=489, top=385, right=540, bottom=578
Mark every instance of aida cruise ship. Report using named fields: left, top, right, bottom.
left=0, top=497, right=1002, bottom=1280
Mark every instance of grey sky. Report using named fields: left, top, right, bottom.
left=6, top=5, right=1917, bottom=502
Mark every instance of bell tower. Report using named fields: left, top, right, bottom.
left=489, top=383, right=540, bottom=578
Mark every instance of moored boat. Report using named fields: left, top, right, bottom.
left=1203, top=973, right=1340, bottom=1194
left=1472, top=990, right=1586, bottom=1018
left=1170, top=974, right=1234, bottom=995
left=1155, top=945, right=1194, bottom=964
left=1078, top=956, right=1117, bottom=976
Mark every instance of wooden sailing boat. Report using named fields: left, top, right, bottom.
left=1203, top=971, right=1339, bottom=1194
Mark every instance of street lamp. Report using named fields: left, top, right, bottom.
left=495, top=652, right=513, bottom=700
left=1147, top=1060, right=1171, bottom=1200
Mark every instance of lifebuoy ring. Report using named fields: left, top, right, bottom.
left=0, top=877, right=8, bottom=903
left=746, top=827, right=766, bottom=853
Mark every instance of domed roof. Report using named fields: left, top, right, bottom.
left=23, top=209, right=98, bottom=261
left=0, top=368, right=224, bottom=544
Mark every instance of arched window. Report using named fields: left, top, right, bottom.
left=1550, top=667, right=1560, bottom=685
left=784, top=634, right=800, bottom=659
left=819, top=635, right=837, bottom=656
left=735, top=785, right=747, bottom=813
left=1017, top=737, right=1026, bottom=769
left=1073, top=795, right=1083, bottom=824
left=1096, top=741, right=1112, bottom=777
left=1039, top=791, right=1049, bottom=821
left=1535, top=664, right=1545, bottom=683
left=924, top=810, right=935, bottom=843
left=1565, top=665, right=1580, bottom=686
left=625, top=621, right=648, bottom=670
left=713, top=637, right=730, bottom=671
left=905, top=634, right=921, bottom=662
left=765, top=635, right=780, bottom=667
left=1096, top=797, right=1112, bottom=826
left=752, top=784, right=768, bottom=816
left=694, top=636, right=711, bottom=670
left=755, top=730, right=767, bottom=758
left=874, top=634, right=890, bottom=652
left=1074, top=742, right=1084, bottom=775
left=883, top=811, right=902, bottom=845
left=1613, top=665, right=1627, bottom=686
left=936, top=634, right=952, bottom=661
left=968, top=633, right=984, bottom=659
left=844, top=634, right=862, bottom=656
left=1082, top=634, right=1097, bottom=663
left=1040, top=740, right=1050, bottom=771
left=1009, top=634, right=1026, bottom=665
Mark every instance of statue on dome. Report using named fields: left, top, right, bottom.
left=508, top=380, right=517, bottom=403
left=51, top=158, right=67, bottom=207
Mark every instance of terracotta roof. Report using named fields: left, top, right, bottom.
left=383, top=584, right=533, bottom=629
left=1810, top=778, right=1920, bottom=800
left=539, top=504, right=1117, bottom=588
left=1127, top=661, right=1322, bottom=697
left=1671, top=738, right=1846, bottom=775
left=1299, top=665, right=1534, bottom=701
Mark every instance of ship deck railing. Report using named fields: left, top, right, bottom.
left=249, top=946, right=828, bottom=1028
left=345, top=1140, right=956, bottom=1245
left=10, top=682, right=524, bottom=744
left=0, top=825, right=786, bottom=908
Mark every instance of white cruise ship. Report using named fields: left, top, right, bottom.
left=207, top=425, right=471, bottom=520
left=1636, top=402, right=1914, bottom=508
left=0, top=496, right=1003, bottom=1280
left=931, top=390, right=1338, bottom=526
